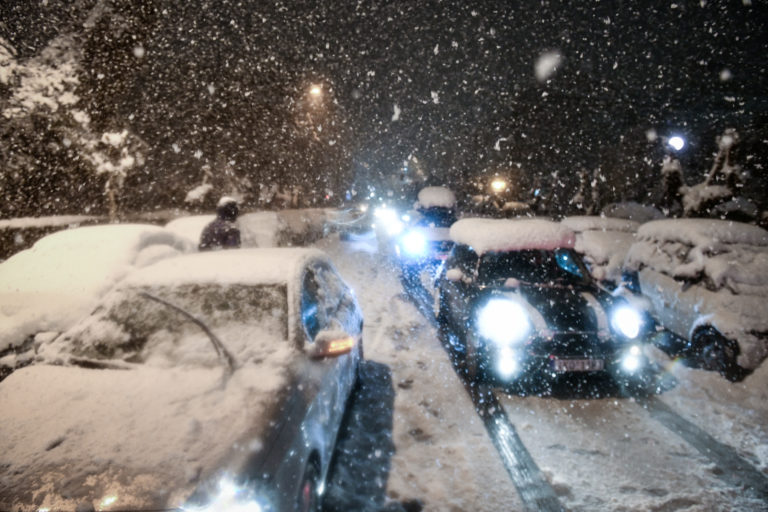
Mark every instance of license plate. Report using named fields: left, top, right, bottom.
left=552, top=358, right=604, bottom=373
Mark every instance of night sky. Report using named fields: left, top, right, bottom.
left=2, top=0, right=767, bottom=209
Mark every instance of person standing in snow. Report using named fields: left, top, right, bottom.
left=199, top=196, right=242, bottom=251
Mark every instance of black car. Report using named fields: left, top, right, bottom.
left=435, top=218, right=652, bottom=387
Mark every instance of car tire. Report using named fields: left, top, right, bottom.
left=693, top=327, right=746, bottom=382
left=297, top=462, right=321, bottom=512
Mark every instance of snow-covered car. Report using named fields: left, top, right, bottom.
left=560, top=215, right=640, bottom=288
left=395, top=187, right=458, bottom=284
left=623, top=218, right=768, bottom=381
left=0, top=224, right=194, bottom=378
left=435, top=218, right=652, bottom=387
left=0, top=248, right=363, bottom=512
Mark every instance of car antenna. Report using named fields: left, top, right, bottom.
left=139, top=291, right=237, bottom=377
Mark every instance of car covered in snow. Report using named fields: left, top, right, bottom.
left=435, top=218, right=652, bottom=387
left=623, top=218, right=768, bottom=381
left=560, top=215, right=640, bottom=289
left=0, top=224, right=195, bottom=379
left=0, top=248, right=363, bottom=512
left=395, top=186, right=458, bottom=284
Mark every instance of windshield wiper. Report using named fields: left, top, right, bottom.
left=139, top=291, right=236, bottom=377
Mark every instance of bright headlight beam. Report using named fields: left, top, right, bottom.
left=612, top=306, right=642, bottom=339
left=477, top=299, right=530, bottom=345
left=401, top=230, right=427, bottom=257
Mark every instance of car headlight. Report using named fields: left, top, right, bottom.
left=400, top=230, right=427, bottom=257
left=477, top=298, right=531, bottom=346
left=495, top=346, right=522, bottom=379
left=374, top=207, right=404, bottom=235
left=611, top=306, right=642, bottom=339
left=620, top=344, right=644, bottom=373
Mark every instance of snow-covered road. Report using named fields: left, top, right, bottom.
left=318, top=234, right=768, bottom=512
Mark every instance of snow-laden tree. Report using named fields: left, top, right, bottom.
left=680, top=128, right=757, bottom=221
left=660, top=156, right=684, bottom=216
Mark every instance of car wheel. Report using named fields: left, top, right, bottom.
left=693, top=327, right=745, bottom=382
left=296, top=462, right=321, bottom=512
left=465, top=336, right=484, bottom=382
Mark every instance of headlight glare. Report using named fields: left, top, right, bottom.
left=620, top=345, right=644, bottom=373
left=612, top=306, right=642, bottom=339
left=477, top=299, right=530, bottom=346
left=400, top=230, right=427, bottom=257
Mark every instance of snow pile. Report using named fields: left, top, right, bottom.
left=0, top=216, right=99, bottom=229
left=450, top=218, right=575, bottom=254
left=0, top=225, right=194, bottom=352
left=164, top=215, right=214, bottom=246
left=416, top=187, right=457, bottom=209
left=561, top=216, right=640, bottom=284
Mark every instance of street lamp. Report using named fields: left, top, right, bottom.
left=490, top=177, right=508, bottom=193
left=668, top=135, right=685, bottom=151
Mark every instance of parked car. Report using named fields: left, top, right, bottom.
left=623, top=218, right=768, bottom=381
left=0, top=248, right=363, bottom=512
left=0, top=224, right=195, bottom=380
left=435, top=218, right=652, bottom=388
left=560, top=215, right=640, bottom=289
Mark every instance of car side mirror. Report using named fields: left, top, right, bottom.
left=445, top=268, right=464, bottom=282
left=308, top=329, right=355, bottom=359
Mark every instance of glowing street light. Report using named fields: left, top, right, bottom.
left=490, top=177, right=507, bottom=193
left=309, top=84, right=322, bottom=98
left=668, top=136, right=685, bottom=151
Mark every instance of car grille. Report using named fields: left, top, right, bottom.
left=530, top=332, right=612, bottom=357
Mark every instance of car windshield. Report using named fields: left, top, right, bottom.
left=477, top=249, right=587, bottom=286
left=416, top=207, right=457, bottom=228
left=59, top=283, right=288, bottom=367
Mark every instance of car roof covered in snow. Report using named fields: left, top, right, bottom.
left=450, top=218, right=575, bottom=254
left=636, top=218, right=768, bottom=247
left=561, top=215, right=640, bottom=234
left=123, top=247, right=328, bottom=288
left=416, top=186, right=456, bottom=209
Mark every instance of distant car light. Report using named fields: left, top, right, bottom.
left=374, top=207, right=404, bottom=236
left=477, top=298, right=530, bottom=346
left=400, top=230, right=427, bottom=257
left=611, top=306, right=642, bottom=339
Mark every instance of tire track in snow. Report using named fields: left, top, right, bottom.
left=639, top=396, right=768, bottom=504
left=403, top=280, right=564, bottom=512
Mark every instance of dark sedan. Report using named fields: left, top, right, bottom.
left=0, top=248, right=362, bottom=512
left=435, top=218, right=651, bottom=388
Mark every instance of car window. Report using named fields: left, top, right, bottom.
left=60, top=283, right=288, bottom=365
left=447, top=244, right=479, bottom=276
left=478, top=249, right=587, bottom=285
left=301, top=269, right=322, bottom=342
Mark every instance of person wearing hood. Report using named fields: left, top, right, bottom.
left=199, top=196, right=242, bottom=251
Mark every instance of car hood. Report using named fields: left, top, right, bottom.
left=0, top=363, right=291, bottom=512
left=481, top=284, right=612, bottom=336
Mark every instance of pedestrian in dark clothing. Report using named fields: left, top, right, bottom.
left=199, top=196, right=242, bottom=251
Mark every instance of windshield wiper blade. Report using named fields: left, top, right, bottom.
left=139, top=292, right=236, bottom=376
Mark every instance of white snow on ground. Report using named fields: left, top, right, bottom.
left=0, top=215, right=99, bottom=229
left=0, top=224, right=194, bottom=352
left=416, top=187, right=457, bottom=209
left=450, top=218, right=575, bottom=254
left=318, top=236, right=524, bottom=511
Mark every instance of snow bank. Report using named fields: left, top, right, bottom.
left=0, top=225, right=194, bottom=352
left=416, top=187, right=456, bottom=209
left=450, top=218, right=575, bottom=254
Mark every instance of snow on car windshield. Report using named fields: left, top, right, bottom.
left=50, top=283, right=288, bottom=368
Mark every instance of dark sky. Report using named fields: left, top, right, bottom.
left=2, top=0, right=767, bottom=207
